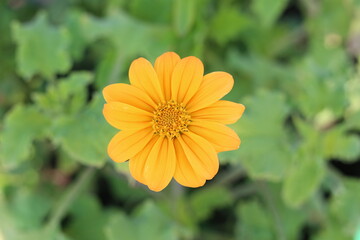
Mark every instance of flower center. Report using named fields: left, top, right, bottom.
left=152, top=100, right=191, bottom=138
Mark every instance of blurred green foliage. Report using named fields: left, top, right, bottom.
left=0, top=0, right=360, bottom=239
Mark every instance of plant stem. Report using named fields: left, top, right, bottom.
left=232, top=183, right=257, bottom=199
left=257, top=182, right=286, bottom=240
left=46, top=167, right=95, bottom=231
left=214, top=166, right=246, bottom=186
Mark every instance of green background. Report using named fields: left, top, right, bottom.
left=1, top=0, right=360, bottom=239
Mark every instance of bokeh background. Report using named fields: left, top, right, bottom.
left=1, top=0, right=360, bottom=239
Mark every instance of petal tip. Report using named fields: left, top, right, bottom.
left=147, top=184, right=167, bottom=192
left=239, top=103, right=246, bottom=110
left=130, top=57, right=151, bottom=69
left=237, top=103, right=246, bottom=117
left=134, top=57, right=147, bottom=62
left=161, top=51, right=180, bottom=58
left=102, top=84, right=116, bottom=103
left=184, top=55, right=203, bottom=65
left=188, top=180, right=206, bottom=188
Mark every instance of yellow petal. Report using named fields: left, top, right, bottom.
left=187, top=72, right=234, bottom=112
left=129, top=136, right=159, bottom=185
left=107, top=127, right=154, bottom=163
left=102, top=83, right=156, bottom=112
left=173, top=138, right=206, bottom=188
left=144, top=137, right=176, bottom=192
left=171, top=56, right=204, bottom=104
left=191, top=100, right=245, bottom=124
left=154, top=52, right=181, bottom=100
left=129, top=57, right=165, bottom=104
left=189, top=121, right=240, bottom=152
left=103, top=102, right=152, bottom=130
left=177, top=132, right=219, bottom=180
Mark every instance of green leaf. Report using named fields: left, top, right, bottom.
left=235, top=201, right=274, bottom=240
left=173, top=0, right=196, bottom=36
left=322, top=127, right=360, bottom=162
left=210, top=5, right=250, bottom=45
left=294, top=116, right=360, bottom=162
left=91, top=11, right=173, bottom=83
left=345, top=111, right=360, bottom=130
left=0, top=2, right=14, bottom=46
left=232, top=90, right=291, bottom=181
left=95, top=47, right=125, bottom=89
left=65, top=10, right=105, bottom=47
left=63, top=10, right=174, bottom=77
left=51, top=94, right=115, bottom=167
left=226, top=49, right=293, bottom=98
left=251, top=0, right=289, bottom=28
left=64, top=10, right=95, bottom=60
left=0, top=2, right=17, bottom=90
left=346, top=65, right=360, bottom=114
left=33, top=72, right=92, bottom=115
left=261, top=183, right=306, bottom=240
left=133, top=201, right=179, bottom=240
left=129, top=0, right=172, bottom=24
left=0, top=189, right=68, bottom=240
left=0, top=226, right=70, bottom=240
left=105, top=212, right=136, bottom=240
left=105, top=201, right=180, bottom=240
left=314, top=223, right=352, bottom=240
left=305, top=0, right=352, bottom=50
left=190, top=187, right=233, bottom=222
left=1, top=105, right=49, bottom=170
left=66, top=195, right=107, bottom=240
left=293, top=51, right=348, bottom=119
left=20, top=229, right=71, bottom=240
left=10, top=190, right=51, bottom=231
left=282, top=153, right=325, bottom=208
left=12, top=12, right=71, bottom=79
left=330, top=179, right=360, bottom=235
left=100, top=11, right=173, bottom=58
left=31, top=72, right=110, bottom=167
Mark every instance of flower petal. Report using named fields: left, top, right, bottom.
left=103, top=102, right=152, bottom=130
left=189, top=121, right=240, bottom=152
left=173, top=138, right=206, bottom=188
left=129, top=136, right=159, bottom=185
left=154, top=52, right=181, bottom=100
left=171, top=56, right=204, bottom=104
left=191, top=100, right=245, bottom=124
left=129, top=57, right=165, bottom=104
left=102, top=83, right=156, bottom=112
left=177, top=132, right=219, bottom=180
left=187, top=72, right=234, bottom=112
left=143, top=137, right=176, bottom=192
left=107, top=127, right=154, bottom=163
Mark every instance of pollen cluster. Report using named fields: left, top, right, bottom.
left=152, top=100, right=191, bottom=138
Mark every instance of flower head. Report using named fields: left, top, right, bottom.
left=103, top=52, right=245, bottom=191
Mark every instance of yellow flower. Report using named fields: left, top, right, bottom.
left=102, top=52, right=245, bottom=191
